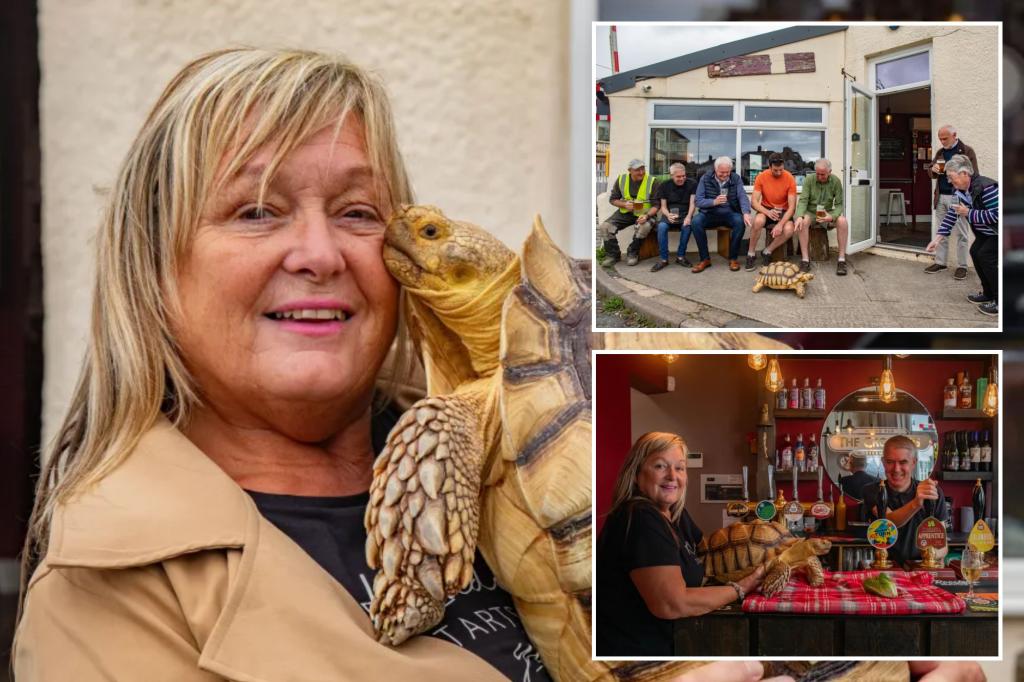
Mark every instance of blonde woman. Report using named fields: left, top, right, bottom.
left=14, top=49, right=547, bottom=681
left=596, top=431, right=765, bottom=657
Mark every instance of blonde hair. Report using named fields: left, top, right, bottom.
left=607, top=431, right=688, bottom=524
left=21, top=48, right=414, bottom=597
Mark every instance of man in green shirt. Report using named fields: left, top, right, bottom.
left=794, top=158, right=850, bottom=276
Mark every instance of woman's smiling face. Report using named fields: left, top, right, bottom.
left=636, top=445, right=687, bottom=513
left=172, top=117, right=399, bottom=439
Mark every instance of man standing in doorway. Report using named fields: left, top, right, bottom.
left=925, top=124, right=979, bottom=279
left=691, top=156, right=751, bottom=273
left=598, top=158, right=658, bottom=267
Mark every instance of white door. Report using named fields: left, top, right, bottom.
left=845, top=81, right=876, bottom=254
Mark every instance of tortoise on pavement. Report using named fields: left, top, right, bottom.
left=700, top=520, right=831, bottom=598
left=752, top=261, right=814, bottom=298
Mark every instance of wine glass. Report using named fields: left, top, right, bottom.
left=961, top=545, right=984, bottom=602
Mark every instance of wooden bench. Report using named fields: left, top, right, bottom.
left=635, top=225, right=731, bottom=262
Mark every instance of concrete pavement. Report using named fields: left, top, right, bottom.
left=597, top=233, right=998, bottom=329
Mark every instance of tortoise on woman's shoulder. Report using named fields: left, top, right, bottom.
left=752, top=261, right=814, bottom=298
left=699, top=520, right=831, bottom=598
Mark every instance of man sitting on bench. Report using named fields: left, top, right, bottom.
left=691, top=156, right=751, bottom=273
left=794, top=158, right=849, bottom=276
left=747, top=153, right=797, bottom=271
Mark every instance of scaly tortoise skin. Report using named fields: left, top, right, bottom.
left=365, top=204, right=906, bottom=682
left=701, top=520, right=832, bottom=598
left=752, top=261, right=814, bottom=298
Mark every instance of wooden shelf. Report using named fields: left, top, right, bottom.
left=941, top=407, right=992, bottom=420
left=774, top=409, right=827, bottom=419
left=937, top=470, right=993, bottom=481
left=773, top=470, right=824, bottom=481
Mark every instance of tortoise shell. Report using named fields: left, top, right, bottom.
left=702, top=520, right=799, bottom=583
left=761, top=261, right=800, bottom=281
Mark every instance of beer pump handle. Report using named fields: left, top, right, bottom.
left=878, top=479, right=888, bottom=517
left=742, top=465, right=749, bottom=502
left=924, top=480, right=934, bottom=517
left=792, top=459, right=799, bottom=502
left=817, top=467, right=824, bottom=502
left=767, top=465, right=775, bottom=500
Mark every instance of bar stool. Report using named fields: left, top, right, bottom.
left=884, top=190, right=907, bottom=226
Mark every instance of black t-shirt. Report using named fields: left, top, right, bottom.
left=653, top=177, right=697, bottom=216
left=862, top=479, right=949, bottom=564
left=245, top=404, right=550, bottom=682
left=595, top=500, right=705, bottom=657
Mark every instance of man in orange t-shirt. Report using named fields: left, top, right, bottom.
left=746, top=153, right=798, bottom=271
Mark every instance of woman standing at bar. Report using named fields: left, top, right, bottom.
left=595, top=432, right=765, bottom=656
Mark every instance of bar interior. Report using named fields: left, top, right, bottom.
left=595, top=352, right=1000, bottom=657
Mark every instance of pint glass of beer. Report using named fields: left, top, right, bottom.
left=816, top=203, right=827, bottom=220
left=937, top=159, right=946, bottom=172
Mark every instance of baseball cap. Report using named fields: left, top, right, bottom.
left=627, top=158, right=645, bottom=170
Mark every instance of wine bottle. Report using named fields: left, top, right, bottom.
left=972, top=479, right=986, bottom=523
left=980, top=430, right=992, bottom=472
left=969, top=431, right=981, bottom=472
left=959, top=431, right=972, bottom=472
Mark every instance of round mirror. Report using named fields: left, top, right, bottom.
left=821, top=387, right=938, bottom=502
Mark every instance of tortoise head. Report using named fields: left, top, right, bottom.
left=800, top=273, right=815, bottom=283
left=807, top=537, right=832, bottom=555
left=384, top=204, right=517, bottom=303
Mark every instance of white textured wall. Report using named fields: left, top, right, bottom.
left=39, top=0, right=570, bottom=445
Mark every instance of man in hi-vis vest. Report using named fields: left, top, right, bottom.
left=598, top=158, right=659, bottom=267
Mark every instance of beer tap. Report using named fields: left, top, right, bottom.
left=727, top=465, right=752, bottom=518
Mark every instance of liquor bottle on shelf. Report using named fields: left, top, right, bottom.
left=801, top=378, right=812, bottom=410
left=959, top=431, right=972, bottom=472
left=814, top=378, right=826, bottom=411
left=781, top=433, right=793, bottom=470
left=777, top=384, right=788, bottom=410
left=808, top=433, right=819, bottom=472
left=973, top=479, right=986, bottom=522
left=943, top=378, right=957, bottom=409
left=959, top=371, right=973, bottom=409
left=794, top=433, right=806, bottom=472
left=969, top=431, right=981, bottom=472
left=976, top=374, right=989, bottom=411
left=980, top=430, right=992, bottom=472
left=789, top=378, right=799, bottom=409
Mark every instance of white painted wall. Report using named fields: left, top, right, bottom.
left=38, top=0, right=571, bottom=445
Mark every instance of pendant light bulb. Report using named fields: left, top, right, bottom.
left=879, top=356, right=897, bottom=403
left=663, top=354, right=678, bottom=365
left=748, top=354, right=768, bottom=371
left=764, top=358, right=784, bottom=392
left=983, top=366, right=998, bottom=417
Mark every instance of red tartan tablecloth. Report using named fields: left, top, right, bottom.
left=742, top=570, right=966, bottom=615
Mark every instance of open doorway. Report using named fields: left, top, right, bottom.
left=876, top=86, right=932, bottom=250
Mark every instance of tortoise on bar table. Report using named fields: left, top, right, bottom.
left=701, top=520, right=831, bottom=598
left=365, top=204, right=907, bottom=681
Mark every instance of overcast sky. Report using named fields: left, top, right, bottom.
left=595, top=24, right=791, bottom=78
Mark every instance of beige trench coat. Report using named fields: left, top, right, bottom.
left=14, top=418, right=508, bottom=681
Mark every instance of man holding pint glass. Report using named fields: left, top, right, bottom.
left=926, top=154, right=999, bottom=316
left=794, top=158, right=849, bottom=275
left=690, top=156, right=751, bottom=272
left=925, top=125, right=980, bottom=279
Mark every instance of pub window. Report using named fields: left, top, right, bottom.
left=648, top=100, right=827, bottom=188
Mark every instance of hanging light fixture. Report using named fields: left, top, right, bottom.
left=844, top=419, right=854, bottom=434
left=747, top=354, right=768, bottom=371
left=982, top=364, right=998, bottom=417
left=884, top=107, right=893, bottom=126
left=764, top=357, right=784, bottom=392
left=879, top=355, right=897, bottom=403
left=663, top=354, right=679, bottom=365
